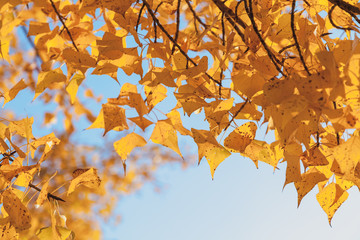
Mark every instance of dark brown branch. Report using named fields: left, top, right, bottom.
left=244, top=0, right=285, bottom=76
left=224, top=99, right=249, bottom=131
left=291, top=0, right=311, bottom=76
left=211, top=0, right=247, bottom=29
left=185, top=0, right=208, bottom=29
left=172, top=0, right=181, bottom=53
left=143, top=0, right=221, bottom=85
left=328, top=0, right=360, bottom=15
left=136, top=3, right=145, bottom=32
left=328, top=5, right=353, bottom=31
left=279, top=44, right=296, bottom=54
left=29, top=183, right=65, bottom=202
left=211, top=0, right=245, bottom=42
left=332, top=101, right=341, bottom=145
left=49, top=0, right=79, bottom=52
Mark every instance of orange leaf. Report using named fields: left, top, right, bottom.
left=191, top=129, right=231, bottom=179
left=316, top=183, right=348, bottom=225
left=68, top=168, right=101, bottom=195
left=295, top=168, right=328, bottom=207
left=114, top=133, right=147, bottom=161
left=224, top=122, right=257, bottom=153
left=2, top=189, right=31, bottom=230
left=150, top=120, right=182, bottom=158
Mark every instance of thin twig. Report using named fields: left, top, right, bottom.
left=211, top=0, right=245, bottom=42
left=143, top=0, right=221, bottom=85
left=244, top=0, right=285, bottom=76
left=328, top=5, right=353, bottom=31
left=279, top=44, right=296, bottom=54
left=185, top=0, right=208, bottom=28
left=291, top=0, right=311, bottom=76
left=224, top=99, right=249, bottom=131
left=328, top=0, right=360, bottom=15
left=172, top=0, right=181, bottom=53
left=28, top=183, right=65, bottom=202
left=136, top=3, right=145, bottom=32
left=49, top=0, right=79, bottom=52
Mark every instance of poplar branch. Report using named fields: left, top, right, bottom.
left=172, top=0, right=182, bottom=53
left=28, top=183, right=66, bottom=202
left=224, top=99, right=249, bottom=131
left=291, top=0, right=311, bottom=76
left=211, top=0, right=245, bottom=42
left=49, top=0, right=79, bottom=52
left=142, top=0, right=221, bottom=85
left=244, top=0, right=285, bottom=76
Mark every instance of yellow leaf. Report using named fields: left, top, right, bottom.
left=114, top=133, right=147, bottom=160
left=13, top=171, right=33, bottom=187
left=316, top=183, right=348, bottom=225
left=166, top=110, right=192, bottom=136
left=295, top=168, right=328, bottom=207
left=243, top=140, right=278, bottom=168
left=172, top=51, right=187, bottom=70
left=206, top=98, right=234, bottom=125
left=191, top=129, right=231, bottom=179
left=283, top=143, right=303, bottom=186
left=231, top=71, right=265, bottom=98
left=34, top=69, right=66, bottom=100
left=62, top=48, right=96, bottom=71
left=300, top=146, right=329, bottom=168
left=36, top=226, right=73, bottom=240
left=145, top=85, right=167, bottom=110
left=68, top=168, right=101, bottom=195
left=8, top=117, right=34, bottom=141
left=66, top=72, right=85, bottom=104
left=35, top=172, right=56, bottom=207
left=2, top=189, right=31, bottom=230
left=3, top=79, right=27, bottom=105
left=0, top=223, right=18, bottom=239
left=30, top=132, right=60, bottom=159
left=263, top=77, right=295, bottom=104
left=128, top=116, right=153, bottom=131
left=0, top=37, right=10, bottom=62
left=150, top=120, right=182, bottom=157
left=332, top=136, right=360, bottom=175
left=28, top=21, right=50, bottom=36
left=224, top=122, right=257, bottom=153
left=181, top=56, right=208, bottom=78
left=87, top=104, right=129, bottom=135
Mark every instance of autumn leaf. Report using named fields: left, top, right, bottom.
left=66, top=72, right=85, bottom=104
left=150, top=120, right=183, bottom=158
left=224, top=122, right=257, bottom=153
left=3, top=79, right=27, bottom=106
left=34, top=69, right=66, bottom=100
left=68, top=168, right=101, bottom=195
left=191, top=128, right=231, bottom=179
left=316, top=183, right=349, bottom=225
left=295, top=168, right=328, bottom=207
left=87, top=103, right=129, bottom=135
left=36, top=226, right=73, bottom=240
left=2, top=189, right=31, bottom=230
left=114, top=133, right=147, bottom=161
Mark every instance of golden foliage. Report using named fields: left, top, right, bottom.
left=1, top=0, right=360, bottom=238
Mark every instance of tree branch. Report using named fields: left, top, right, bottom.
left=244, top=0, right=285, bottom=76
left=291, top=0, right=311, bottom=76
left=49, top=0, right=79, bottom=52
left=211, top=0, right=245, bottom=42
left=28, top=183, right=66, bottom=202
left=142, top=0, right=221, bottom=85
